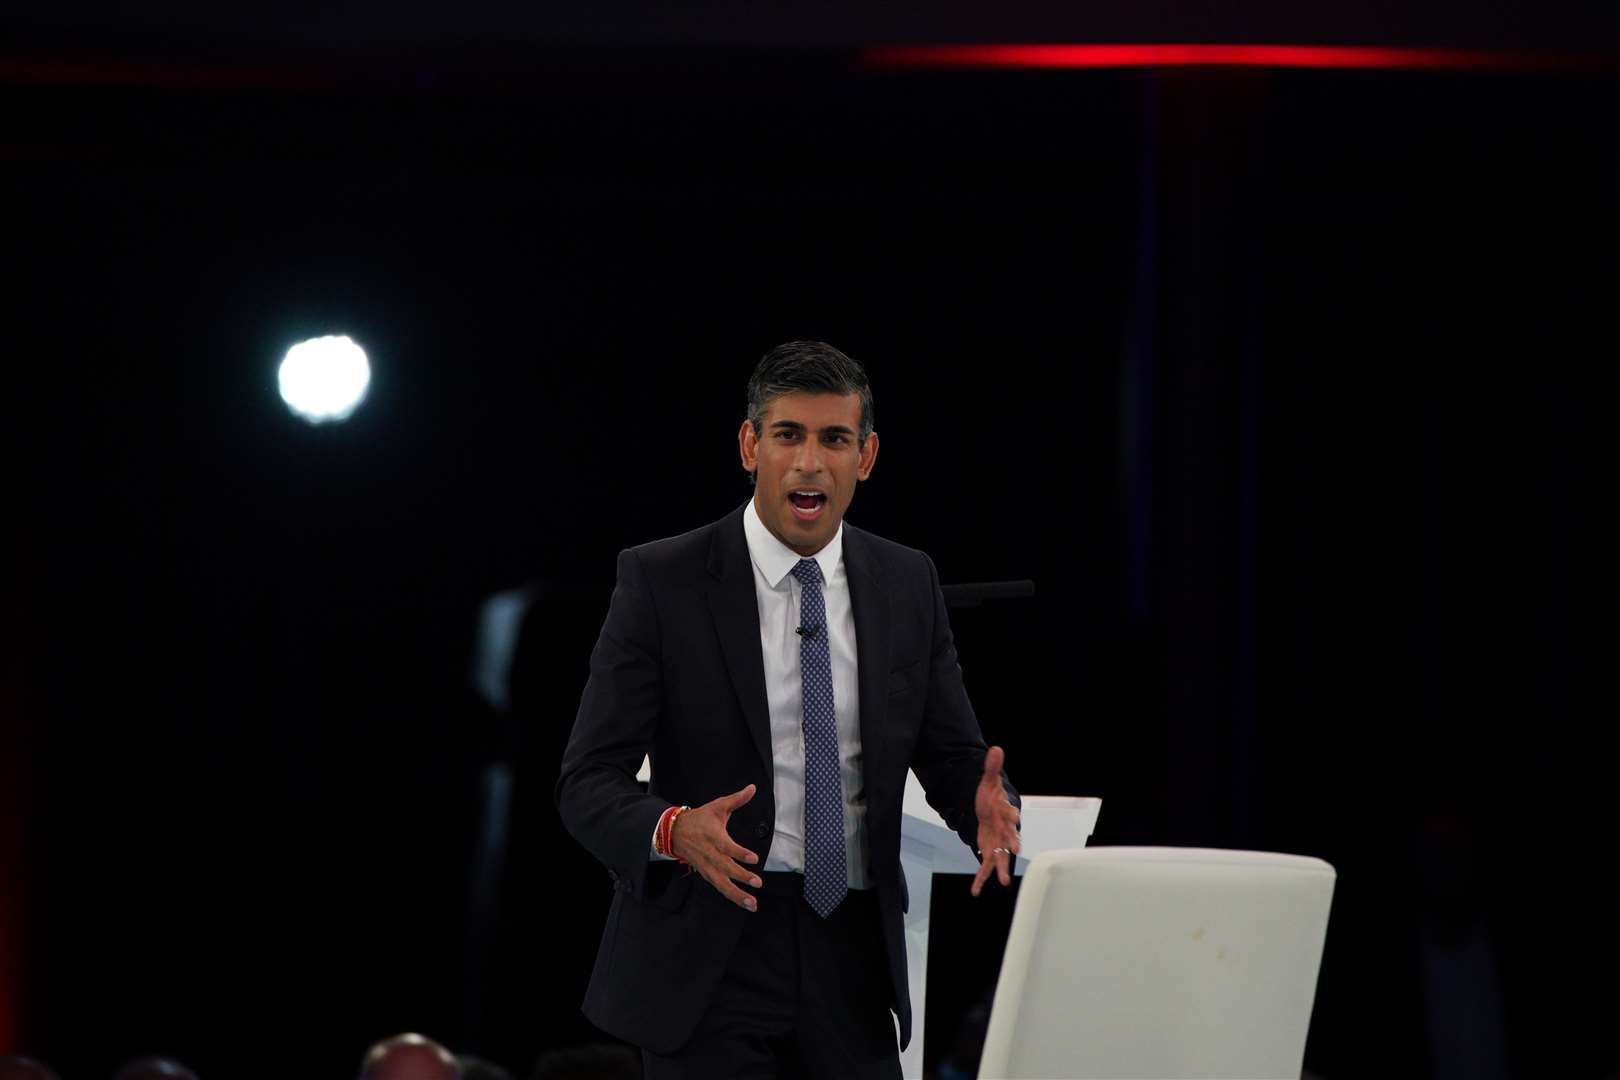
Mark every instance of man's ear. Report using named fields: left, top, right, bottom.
left=856, top=430, right=879, bottom=481
left=738, top=418, right=758, bottom=475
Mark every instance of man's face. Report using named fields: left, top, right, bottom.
left=739, top=391, right=879, bottom=556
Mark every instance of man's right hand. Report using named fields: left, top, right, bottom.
left=669, top=783, right=763, bottom=912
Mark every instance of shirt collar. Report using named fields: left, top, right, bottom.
left=743, top=497, right=843, bottom=589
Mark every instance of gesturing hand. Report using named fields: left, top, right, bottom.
left=971, top=745, right=1021, bottom=897
left=670, top=783, right=764, bottom=912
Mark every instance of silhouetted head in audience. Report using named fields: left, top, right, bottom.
left=359, top=1034, right=461, bottom=1080
left=0, top=1057, right=60, bottom=1080
left=113, top=1058, right=200, bottom=1080
left=529, top=1043, right=640, bottom=1080
left=456, top=1055, right=514, bottom=1080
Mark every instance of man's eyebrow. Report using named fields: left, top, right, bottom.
left=768, top=420, right=857, bottom=436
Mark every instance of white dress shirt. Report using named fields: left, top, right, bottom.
left=652, top=500, right=869, bottom=890
left=742, top=497, right=869, bottom=889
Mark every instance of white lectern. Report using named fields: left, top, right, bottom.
left=899, top=770, right=1101, bottom=1080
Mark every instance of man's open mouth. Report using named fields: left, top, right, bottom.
left=788, top=490, right=828, bottom=519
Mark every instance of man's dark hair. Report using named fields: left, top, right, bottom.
left=746, top=340, right=875, bottom=445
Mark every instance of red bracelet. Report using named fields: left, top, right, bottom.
left=668, top=806, right=691, bottom=865
left=655, top=804, right=692, bottom=861
left=655, top=806, right=676, bottom=858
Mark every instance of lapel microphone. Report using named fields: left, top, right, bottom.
left=796, top=625, right=820, bottom=638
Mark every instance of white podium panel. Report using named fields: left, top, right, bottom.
left=899, top=770, right=1100, bottom=1080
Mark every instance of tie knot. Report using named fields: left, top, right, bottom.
left=790, top=558, right=822, bottom=589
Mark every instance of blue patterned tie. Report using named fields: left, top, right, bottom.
left=791, top=557, right=847, bottom=918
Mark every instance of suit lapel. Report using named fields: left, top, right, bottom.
left=706, top=506, right=774, bottom=775
left=843, top=524, right=891, bottom=781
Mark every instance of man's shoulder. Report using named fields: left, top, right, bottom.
left=623, top=506, right=741, bottom=575
left=844, top=520, right=935, bottom=581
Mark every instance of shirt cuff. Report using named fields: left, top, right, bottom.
left=650, top=815, right=675, bottom=861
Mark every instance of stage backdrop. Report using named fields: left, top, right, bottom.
left=6, top=42, right=1612, bottom=1079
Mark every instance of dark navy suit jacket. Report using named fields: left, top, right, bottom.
left=556, top=503, right=1014, bottom=1054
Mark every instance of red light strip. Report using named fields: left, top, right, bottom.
left=0, top=44, right=1585, bottom=92
left=863, top=43, right=1546, bottom=71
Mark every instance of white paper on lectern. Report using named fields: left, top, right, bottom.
left=901, top=768, right=1101, bottom=871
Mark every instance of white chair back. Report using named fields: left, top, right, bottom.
left=978, top=847, right=1335, bottom=1080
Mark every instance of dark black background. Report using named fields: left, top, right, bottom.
left=4, top=14, right=1614, bottom=1079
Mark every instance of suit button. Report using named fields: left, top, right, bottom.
left=754, top=823, right=769, bottom=839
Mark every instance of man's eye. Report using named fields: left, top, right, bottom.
left=824, top=435, right=847, bottom=446
left=776, top=431, right=799, bottom=441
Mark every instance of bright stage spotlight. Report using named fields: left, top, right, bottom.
left=278, top=334, right=371, bottom=423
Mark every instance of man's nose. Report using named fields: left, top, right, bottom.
left=793, top=440, right=825, bottom=474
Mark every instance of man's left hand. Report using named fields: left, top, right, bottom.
left=971, top=744, right=1021, bottom=896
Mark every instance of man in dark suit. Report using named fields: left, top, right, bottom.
left=556, top=341, right=1022, bottom=1077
